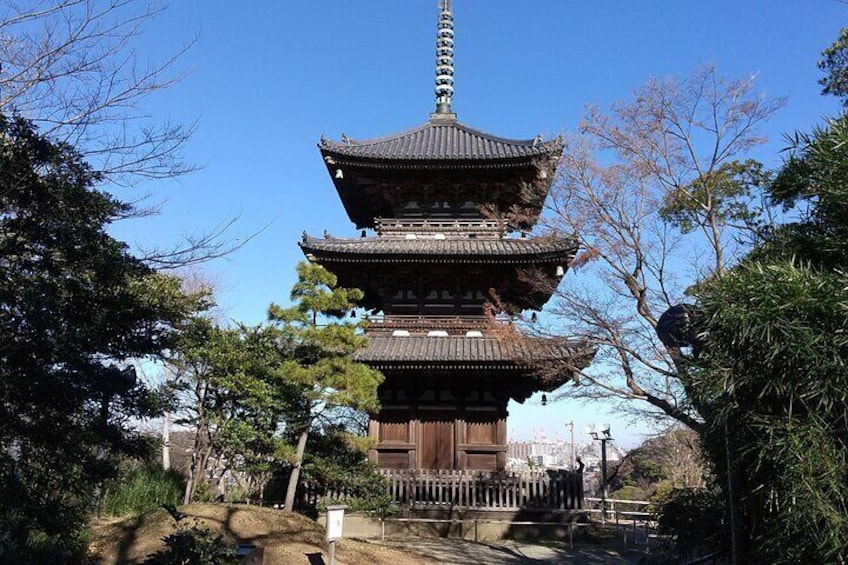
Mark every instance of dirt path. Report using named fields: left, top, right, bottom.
left=368, top=538, right=644, bottom=564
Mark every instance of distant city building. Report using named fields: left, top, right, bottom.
left=507, top=428, right=577, bottom=469
left=507, top=427, right=627, bottom=471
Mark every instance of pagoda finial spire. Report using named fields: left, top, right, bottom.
left=433, top=0, right=456, bottom=118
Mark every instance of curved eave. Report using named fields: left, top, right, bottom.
left=354, top=335, right=592, bottom=362
left=321, top=150, right=560, bottom=171
left=319, top=120, right=563, bottom=163
left=354, top=336, right=596, bottom=402
left=298, top=237, right=578, bottom=265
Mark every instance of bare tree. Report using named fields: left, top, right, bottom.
left=0, top=0, right=196, bottom=183
left=658, top=426, right=706, bottom=490
left=0, top=0, right=262, bottom=267
left=534, top=66, right=784, bottom=430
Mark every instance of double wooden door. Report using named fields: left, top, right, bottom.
left=420, top=418, right=454, bottom=469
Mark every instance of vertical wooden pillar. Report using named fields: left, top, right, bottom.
left=496, top=412, right=507, bottom=472
left=455, top=407, right=467, bottom=470
left=410, top=417, right=419, bottom=469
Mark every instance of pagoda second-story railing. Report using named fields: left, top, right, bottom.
left=365, top=314, right=510, bottom=334
left=375, top=217, right=507, bottom=238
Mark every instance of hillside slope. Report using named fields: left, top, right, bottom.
left=88, top=503, right=438, bottom=564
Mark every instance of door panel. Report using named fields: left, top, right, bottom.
left=421, top=419, right=454, bottom=469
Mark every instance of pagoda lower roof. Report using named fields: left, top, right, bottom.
left=319, top=118, right=562, bottom=163
left=354, top=335, right=592, bottom=372
left=300, top=235, right=577, bottom=264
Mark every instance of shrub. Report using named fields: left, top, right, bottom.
left=144, top=506, right=238, bottom=565
left=652, top=487, right=729, bottom=563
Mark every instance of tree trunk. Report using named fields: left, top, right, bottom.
left=283, top=425, right=310, bottom=513
left=162, top=411, right=171, bottom=470
left=184, top=420, right=209, bottom=504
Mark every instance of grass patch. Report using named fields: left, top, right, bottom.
left=100, top=464, right=185, bottom=517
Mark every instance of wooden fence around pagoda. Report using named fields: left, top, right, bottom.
left=307, top=469, right=584, bottom=512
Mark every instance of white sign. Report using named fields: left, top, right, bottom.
left=326, top=505, right=347, bottom=541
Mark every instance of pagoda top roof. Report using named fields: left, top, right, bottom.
left=319, top=117, right=562, bottom=163
left=300, top=234, right=577, bottom=264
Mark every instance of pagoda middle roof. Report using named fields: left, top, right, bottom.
left=354, top=335, right=591, bottom=368
left=319, top=118, right=562, bottom=162
left=300, top=234, right=577, bottom=264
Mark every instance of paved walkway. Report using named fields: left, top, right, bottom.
left=369, top=538, right=644, bottom=564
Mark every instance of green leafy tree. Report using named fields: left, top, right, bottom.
left=0, top=115, right=203, bottom=560
left=299, top=425, right=395, bottom=518
left=268, top=262, right=383, bottom=512
left=686, top=115, right=848, bottom=563
left=819, top=28, right=848, bottom=105
left=166, top=319, right=295, bottom=504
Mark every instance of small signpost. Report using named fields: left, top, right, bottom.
left=325, top=504, right=348, bottom=565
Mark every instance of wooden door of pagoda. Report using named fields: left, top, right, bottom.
left=420, top=417, right=454, bottom=469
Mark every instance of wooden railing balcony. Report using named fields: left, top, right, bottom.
left=375, top=217, right=508, bottom=238
left=365, top=314, right=509, bottom=334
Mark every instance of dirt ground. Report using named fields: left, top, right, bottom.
left=88, top=504, right=646, bottom=564
left=87, top=503, right=440, bottom=565
left=371, top=538, right=644, bottom=564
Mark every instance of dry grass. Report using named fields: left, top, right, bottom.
left=88, top=503, right=439, bottom=565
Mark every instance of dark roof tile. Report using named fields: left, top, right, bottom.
left=320, top=119, right=562, bottom=161
left=354, top=336, right=590, bottom=366
left=300, top=235, right=577, bottom=263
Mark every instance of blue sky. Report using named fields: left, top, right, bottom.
left=114, top=1, right=846, bottom=448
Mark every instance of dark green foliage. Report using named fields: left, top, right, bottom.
left=692, top=261, right=848, bottom=563
left=268, top=262, right=384, bottom=511
left=302, top=427, right=396, bottom=518
left=653, top=487, right=729, bottom=563
left=144, top=528, right=237, bottom=565
left=100, top=463, right=186, bottom=517
left=267, top=262, right=383, bottom=421
left=767, top=116, right=848, bottom=269
left=660, top=159, right=767, bottom=234
left=819, top=28, right=848, bottom=105
left=686, top=115, right=848, bottom=562
left=0, top=115, right=203, bottom=559
left=144, top=508, right=238, bottom=565
left=171, top=319, right=298, bottom=503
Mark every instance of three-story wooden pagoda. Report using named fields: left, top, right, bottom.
left=300, top=1, right=592, bottom=473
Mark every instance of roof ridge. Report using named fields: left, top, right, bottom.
left=446, top=120, right=559, bottom=148
left=319, top=120, right=562, bottom=150
left=319, top=122, right=433, bottom=148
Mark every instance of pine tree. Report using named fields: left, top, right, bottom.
left=268, top=262, right=383, bottom=512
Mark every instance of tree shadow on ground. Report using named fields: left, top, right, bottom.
left=115, top=513, right=147, bottom=564
left=372, top=537, right=643, bottom=565
left=98, top=504, right=329, bottom=563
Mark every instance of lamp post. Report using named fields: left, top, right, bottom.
left=568, top=421, right=575, bottom=472
left=587, top=424, right=612, bottom=525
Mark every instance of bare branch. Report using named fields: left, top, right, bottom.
left=533, top=67, right=782, bottom=430
left=0, top=0, right=197, bottom=183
